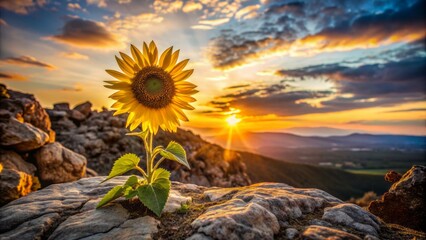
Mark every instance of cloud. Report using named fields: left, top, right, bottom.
left=207, top=0, right=426, bottom=70
left=67, top=3, right=86, bottom=12
left=183, top=1, right=203, bottom=13
left=0, top=19, right=7, bottom=26
left=235, top=4, right=260, bottom=20
left=346, top=119, right=425, bottom=126
left=210, top=52, right=426, bottom=116
left=108, top=13, right=163, bottom=31
left=47, top=18, right=123, bottom=49
left=0, top=56, right=56, bottom=70
left=0, top=72, right=28, bottom=81
left=191, top=25, right=213, bottom=30
left=383, top=108, right=426, bottom=113
left=0, top=0, right=45, bottom=14
left=153, top=0, right=183, bottom=14
left=199, top=18, right=229, bottom=26
left=60, top=52, right=89, bottom=60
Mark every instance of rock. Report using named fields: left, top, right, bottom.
left=191, top=182, right=342, bottom=240
left=0, top=169, right=34, bottom=206
left=384, top=170, right=402, bottom=183
left=53, top=102, right=70, bottom=111
left=0, top=178, right=420, bottom=240
left=0, top=88, right=52, bottom=135
left=33, top=142, right=87, bottom=184
left=302, top=225, right=362, bottom=240
left=0, top=149, right=36, bottom=175
left=0, top=117, right=49, bottom=152
left=85, top=167, right=98, bottom=177
left=74, top=101, right=92, bottom=117
left=69, top=109, right=86, bottom=122
left=369, top=165, right=426, bottom=231
left=285, top=228, right=299, bottom=239
left=0, top=176, right=185, bottom=240
left=323, top=203, right=381, bottom=237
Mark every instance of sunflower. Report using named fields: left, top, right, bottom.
left=104, top=41, right=197, bottom=134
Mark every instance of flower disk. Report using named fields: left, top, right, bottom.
left=104, top=41, right=197, bottom=133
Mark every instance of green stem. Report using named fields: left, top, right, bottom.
left=135, top=165, right=148, bottom=179
left=145, top=131, right=152, bottom=183
left=153, top=157, right=165, bottom=171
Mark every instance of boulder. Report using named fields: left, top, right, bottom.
left=73, top=101, right=92, bottom=117
left=0, top=117, right=49, bottom=152
left=302, top=226, right=361, bottom=240
left=0, top=149, right=36, bottom=174
left=0, top=87, right=53, bottom=137
left=0, top=178, right=422, bottom=240
left=369, top=165, right=426, bottom=232
left=33, top=142, right=87, bottom=184
left=0, top=150, right=38, bottom=205
left=0, top=169, right=34, bottom=206
left=53, top=102, right=70, bottom=111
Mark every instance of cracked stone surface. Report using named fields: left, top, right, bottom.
left=0, top=176, right=183, bottom=240
left=1, top=177, right=420, bottom=240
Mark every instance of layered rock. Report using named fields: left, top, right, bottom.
left=1, top=177, right=423, bottom=240
left=369, top=165, right=425, bottom=232
left=48, top=105, right=251, bottom=187
left=0, top=85, right=88, bottom=205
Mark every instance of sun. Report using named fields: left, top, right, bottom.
left=226, top=115, right=241, bottom=127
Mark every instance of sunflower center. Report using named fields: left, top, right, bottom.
left=131, top=66, right=175, bottom=109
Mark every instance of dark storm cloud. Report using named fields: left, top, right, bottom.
left=48, top=18, right=122, bottom=49
left=208, top=0, right=425, bottom=70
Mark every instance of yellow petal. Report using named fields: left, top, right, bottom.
left=143, top=42, right=152, bottom=66
left=159, top=46, right=173, bottom=69
left=105, top=70, right=131, bottom=82
left=130, top=44, right=145, bottom=68
left=176, top=88, right=198, bottom=95
left=165, top=50, right=180, bottom=72
left=173, top=69, right=194, bottom=82
left=149, top=41, right=158, bottom=66
left=104, top=82, right=131, bottom=90
left=175, top=81, right=197, bottom=89
left=170, top=59, right=189, bottom=75
left=104, top=80, right=120, bottom=84
left=115, top=56, right=134, bottom=76
left=173, top=98, right=195, bottom=110
left=176, top=94, right=196, bottom=102
left=172, top=105, right=189, bottom=121
left=119, top=52, right=135, bottom=66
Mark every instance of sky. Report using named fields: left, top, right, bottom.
left=0, top=0, right=425, bottom=136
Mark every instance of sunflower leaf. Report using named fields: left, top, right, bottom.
left=160, top=141, right=190, bottom=169
left=126, top=130, right=149, bottom=140
left=96, top=186, right=124, bottom=208
left=102, top=154, right=140, bottom=183
left=136, top=168, right=171, bottom=217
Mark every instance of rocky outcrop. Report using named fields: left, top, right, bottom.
left=48, top=104, right=251, bottom=188
left=1, top=177, right=423, bottom=240
left=369, top=165, right=425, bottom=232
left=0, top=85, right=88, bottom=205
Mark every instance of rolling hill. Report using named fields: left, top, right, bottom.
left=238, top=151, right=391, bottom=200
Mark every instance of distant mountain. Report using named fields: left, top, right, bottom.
left=280, top=127, right=364, bottom=137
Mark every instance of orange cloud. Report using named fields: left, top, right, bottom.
left=47, top=18, right=123, bottom=50
left=0, top=0, right=45, bottom=14
left=0, top=72, right=28, bottom=81
left=60, top=52, right=89, bottom=60
left=0, top=56, right=56, bottom=70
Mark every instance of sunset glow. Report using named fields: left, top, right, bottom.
left=1, top=0, right=425, bottom=136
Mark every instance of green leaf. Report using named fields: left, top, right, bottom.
left=160, top=141, right=190, bottom=169
left=137, top=168, right=171, bottom=217
left=124, top=187, right=138, bottom=199
left=96, top=186, right=124, bottom=208
left=102, top=154, right=140, bottom=183
left=126, top=130, right=148, bottom=140
left=124, top=175, right=139, bottom=187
